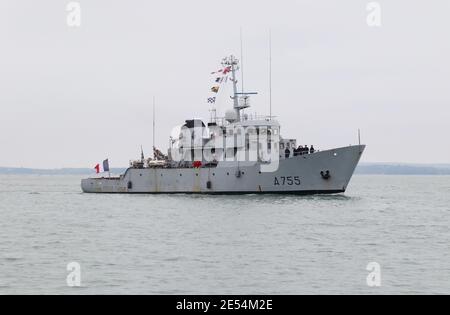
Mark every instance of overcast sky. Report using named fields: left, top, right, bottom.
left=0, top=0, right=449, bottom=168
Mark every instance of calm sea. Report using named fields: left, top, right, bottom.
left=0, top=175, right=449, bottom=294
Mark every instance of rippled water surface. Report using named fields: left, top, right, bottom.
left=0, top=175, right=449, bottom=294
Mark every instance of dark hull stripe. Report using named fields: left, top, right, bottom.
left=82, top=189, right=345, bottom=195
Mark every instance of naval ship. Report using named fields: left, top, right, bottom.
left=81, top=55, right=365, bottom=194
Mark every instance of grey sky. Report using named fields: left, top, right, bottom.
left=1, top=0, right=449, bottom=168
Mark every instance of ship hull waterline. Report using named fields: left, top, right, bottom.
left=81, top=145, right=365, bottom=195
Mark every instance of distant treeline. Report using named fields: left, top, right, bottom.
left=0, top=168, right=126, bottom=175
left=0, top=164, right=450, bottom=175
left=354, top=163, right=450, bottom=175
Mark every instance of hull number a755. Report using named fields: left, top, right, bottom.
left=274, top=176, right=301, bottom=186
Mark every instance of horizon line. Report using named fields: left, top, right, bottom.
left=1, top=162, right=450, bottom=170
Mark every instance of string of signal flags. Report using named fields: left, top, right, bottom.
left=207, top=66, right=237, bottom=104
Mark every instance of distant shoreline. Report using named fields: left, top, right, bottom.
left=355, top=163, right=450, bottom=175
left=1, top=163, right=450, bottom=176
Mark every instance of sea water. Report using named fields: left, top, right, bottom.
left=0, top=175, right=449, bottom=294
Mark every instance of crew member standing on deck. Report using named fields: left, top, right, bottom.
left=285, top=147, right=291, bottom=159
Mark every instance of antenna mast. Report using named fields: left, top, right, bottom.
left=269, top=29, right=272, bottom=120
left=240, top=27, right=244, bottom=93
left=152, top=96, right=156, bottom=157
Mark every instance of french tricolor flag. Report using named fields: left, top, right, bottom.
left=94, top=159, right=109, bottom=174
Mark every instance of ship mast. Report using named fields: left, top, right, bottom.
left=222, top=55, right=255, bottom=121
left=222, top=55, right=240, bottom=119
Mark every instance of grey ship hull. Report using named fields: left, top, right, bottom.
left=81, top=145, right=365, bottom=194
